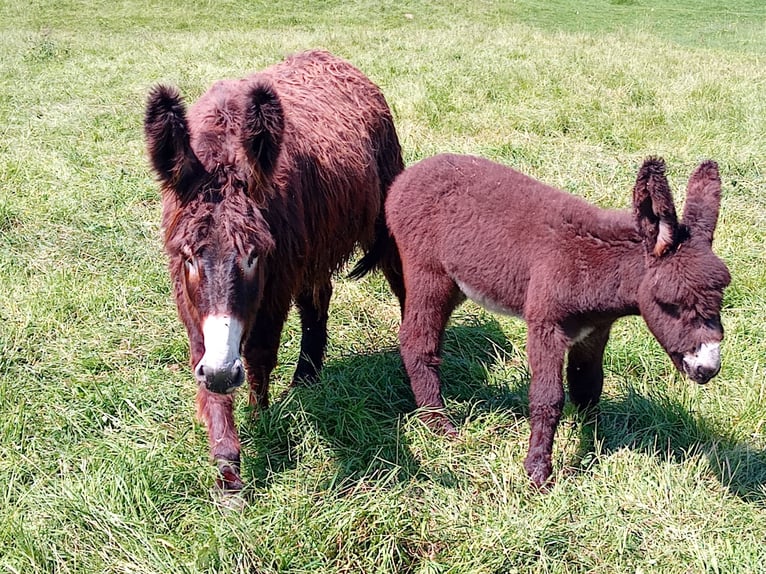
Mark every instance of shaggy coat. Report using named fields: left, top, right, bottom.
left=145, top=50, right=404, bottom=491
left=385, top=153, right=730, bottom=488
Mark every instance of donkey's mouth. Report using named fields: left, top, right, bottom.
left=683, top=362, right=721, bottom=385
left=195, top=358, right=245, bottom=394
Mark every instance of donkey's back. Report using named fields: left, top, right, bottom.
left=185, top=50, right=403, bottom=275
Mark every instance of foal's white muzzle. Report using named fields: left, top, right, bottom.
left=682, top=342, right=721, bottom=384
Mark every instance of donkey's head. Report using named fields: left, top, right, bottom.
left=144, top=81, right=284, bottom=394
left=633, top=157, right=731, bottom=384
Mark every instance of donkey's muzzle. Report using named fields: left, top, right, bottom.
left=195, top=359, right=245, bottom=394
left=682, top=342, right=721, bottom=385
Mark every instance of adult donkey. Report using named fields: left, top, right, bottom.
left=145, top=50, right=404, bottom=491
left=385, top=154, right=730, bottom=488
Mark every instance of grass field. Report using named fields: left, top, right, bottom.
left=1, top=1, right=765, bottom=572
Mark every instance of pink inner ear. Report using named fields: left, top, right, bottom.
left=653, top=220, right=674, bottom=256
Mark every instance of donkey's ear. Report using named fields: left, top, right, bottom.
left=682, top=160, right=721, bottom=245
left=241, top=80, right=284, bottom=179
left=633, top=156, right=680, bottom=257
left=144, top=85, right=204, bottom=200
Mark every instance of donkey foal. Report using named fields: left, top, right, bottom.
left=386, top=154, right=730, bottom=488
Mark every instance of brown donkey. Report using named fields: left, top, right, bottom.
left=144, top=50, right=404, bottom=491
left=385, top=154, right=730, bottom=488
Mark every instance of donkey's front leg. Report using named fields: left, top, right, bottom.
left=294, top=280, right=332, bottom=385
left=243, top=295, right=291, bottom=411
left=524, top=323, right=567, bottom=489
left=196, top=388, right=243, bottom=491
left=566, top=324, right=612, bottom=412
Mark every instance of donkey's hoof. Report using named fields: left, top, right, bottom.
left=292, top=362, right=320, bottom=386
left=291, top=373, right=320, bottom=387
left=419, top=411, right=459, bottom=438
left=524, top=457, right=553, bottom=492
left=216, top=463, right=245, bottom=493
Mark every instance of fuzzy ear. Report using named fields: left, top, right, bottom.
left=682, top=160, right=721, bottom=245
left=144, top=85, right=204, bottom=200
left=633, top=156, right=680, bottom=257
left=240, top=80, right=284, bottom=179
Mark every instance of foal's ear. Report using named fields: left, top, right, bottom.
left=682, top=160, right=721, bottom=245
left=633, top=156, right=679, bottom=257
left=144, top=85, right=204, bottom=201
left=241, top=80, right=284, bottom=180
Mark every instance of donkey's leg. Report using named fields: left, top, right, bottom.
left=524, top=323, right=568, bottom=489
left=566, top=325, right=612, bottom=412
left=399, top=267, right=463, bottom=435
left=196, top=389, right=243, bottom=492
left=294, top=280, right=333, bottom=385
left=242, top=296, right=291, bottom=412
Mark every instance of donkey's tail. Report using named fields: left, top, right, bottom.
left=349, top=214, right=405, bottom=313
left=348, top=215, right=391, bottom=280
left=348, top=111, right=406, bottom=313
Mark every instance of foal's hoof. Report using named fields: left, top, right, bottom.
left=419, top=411, right=459, bottom=438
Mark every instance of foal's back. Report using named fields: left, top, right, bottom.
left=386, top=153, right=636, bottom=317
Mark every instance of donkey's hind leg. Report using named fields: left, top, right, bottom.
left=399, top=266, right=463, bottom=436
left=566, top=325, right=612, bottom=413
left=380, top=244, right=406, bottom=316
left=293, top=280, right=333, bottom=385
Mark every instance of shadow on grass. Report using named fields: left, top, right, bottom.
left=241, top=313, right=765, bottom=505
left=239, top=315, right=517, bottom=491
left=572, top=386, right=766, bottom=504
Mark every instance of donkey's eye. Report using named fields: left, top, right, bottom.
left=658, top=301, right=680, bottom=318
left=241, top=250, right=259, bottom=278
left=704, top=316, right=722, bottom=331
left=182, top=253, right=199, bottom=280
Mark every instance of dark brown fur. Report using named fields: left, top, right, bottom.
left=144, top=50, right=404, bottom=491
left=385, top=153, right=730, bottom=488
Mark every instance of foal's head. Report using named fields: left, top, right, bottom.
left=145, top=81, right=284, bottom=394
left=633, top=157, right=731, bottom=384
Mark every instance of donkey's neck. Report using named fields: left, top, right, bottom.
left=566, top=209, right=647, bottom=319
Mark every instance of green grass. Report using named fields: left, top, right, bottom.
left=1, top=0, right=765, bottom=572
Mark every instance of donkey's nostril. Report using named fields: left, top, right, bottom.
left=230, top=360, right=244, bottom=385
left=195, top=359, right=244, bottom=394
left=695, top=363, right=720, bottom=384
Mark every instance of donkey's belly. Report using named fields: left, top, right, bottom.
left=454, top=278, right=523, bottom=319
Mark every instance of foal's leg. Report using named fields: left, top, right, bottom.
left=399, top=267, right=463, bottom=435
left=380, top=245, right=406, bottom=316
left=566, top=325, right=612, bottom=412
left=524, top=323, right=568, bottom=488
left=294, top=280, right=332, bottom=385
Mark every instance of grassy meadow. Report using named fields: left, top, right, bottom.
left=1, top=0, right=765, bottom=572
